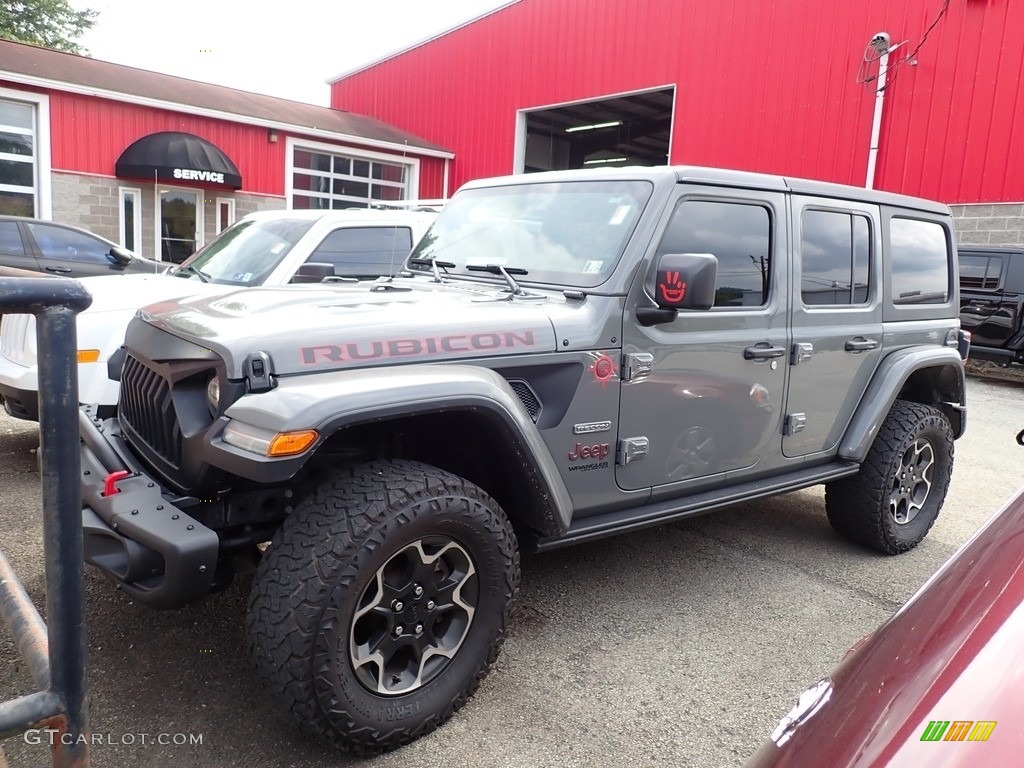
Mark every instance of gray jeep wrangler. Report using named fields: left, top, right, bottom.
left=78, top=166, right=968, bottom=754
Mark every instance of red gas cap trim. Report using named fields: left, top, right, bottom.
left=102, top=470, right=131, bottom=497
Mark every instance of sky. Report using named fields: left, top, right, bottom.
left=69, top=0, right=514, bottom=105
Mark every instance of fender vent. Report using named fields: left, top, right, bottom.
left=507, top=379, right=542, bottom=422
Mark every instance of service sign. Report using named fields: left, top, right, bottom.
left=173, top=168, right=226, bottom=184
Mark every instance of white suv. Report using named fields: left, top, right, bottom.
left=0, top=208, right=436, bottom=420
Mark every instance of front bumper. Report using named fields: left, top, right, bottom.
left=79, top=407, right=219, bottom=609
left=0, top=381, right=38, bottom=421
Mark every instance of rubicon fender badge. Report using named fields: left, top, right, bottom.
left=573, top=421, right=612, bottom=435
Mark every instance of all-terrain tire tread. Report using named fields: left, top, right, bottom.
left=825, top=400, right=954, bottom=555
left=246, top=459, right=520, bottom=755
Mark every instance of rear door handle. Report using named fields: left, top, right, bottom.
left=968, top=299, right=994, bottom=307
left=44, top=266, right=72, bottom=274
left=845, top=338, right=878, bottom=352
left=743, top=344, right=787, bottom=360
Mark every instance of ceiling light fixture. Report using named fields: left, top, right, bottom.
left=565, top=120, right=622, bottom=133
left=583, top=157, right=629, bottom=165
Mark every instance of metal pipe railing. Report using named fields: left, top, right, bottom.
left=0, top=271, right=92, bottom=767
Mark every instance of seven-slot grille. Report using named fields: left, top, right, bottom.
left=119, top=354, right=182, bottom=466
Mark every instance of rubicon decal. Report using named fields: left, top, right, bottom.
left=301, top=330, right=537, bottom=365
left=568, top=442, right=610, bottom=461
left=573, top=421, right=612, bottom=435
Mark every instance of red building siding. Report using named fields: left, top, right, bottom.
left=47, top=91, right=288, bottom=195
left=331, top=0, right=1024, bottom=204
left=43, top=90, right=446, bottom=199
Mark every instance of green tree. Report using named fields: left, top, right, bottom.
left=0, top=0, right=97, bottom=54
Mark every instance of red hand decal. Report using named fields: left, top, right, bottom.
left=659, top=271, right=686, bottom=304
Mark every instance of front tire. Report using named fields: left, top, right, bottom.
left=826, top=400, right=954, bottom=554
left=247, top=460, right=520, bottom=754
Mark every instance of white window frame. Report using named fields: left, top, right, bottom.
left=0, top=86, right=51, bottom=218
left=285, top=137, right=420, bottom=210
left=118, top=186, right=142, bottom=254
left=215, top=197, right=235, bottom=234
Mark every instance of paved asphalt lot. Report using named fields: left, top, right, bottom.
left=0, top=368, right=1022, bottom=768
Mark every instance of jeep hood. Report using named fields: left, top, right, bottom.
left=138, top=281, right=561, bottom=377
left=78, top=273, right=229, bottom=313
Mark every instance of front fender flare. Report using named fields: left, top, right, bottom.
left=221, top=364, right=574, bottom=534
left=839, top=347, right=966, bottom=463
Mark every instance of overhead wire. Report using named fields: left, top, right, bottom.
left=856, top=0, right=951, bottom=93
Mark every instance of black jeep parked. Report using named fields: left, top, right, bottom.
left=958, top=246, right=1024, bottom=365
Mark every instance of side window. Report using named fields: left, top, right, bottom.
left=800, top=210, right=871, bottom=306
left=27, top=223, right=113, bottom=264
left=307, top=226, right=414, bottom=278
left=958, top=254, right=1003, bottom=290
left=0, top=221, right=25, bottom=255
left=657, top=200, right=772, bottom=307
left=890, top=218, right=950, bottom=305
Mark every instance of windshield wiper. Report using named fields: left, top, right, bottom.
left=466, top=264, right=528, bottom=295
left=172, top=265, right=210, bottom=283
left=408, top=257, right=456, bottom=283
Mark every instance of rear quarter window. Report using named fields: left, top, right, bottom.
left=958, top=253, right=1004, bottom=291
left=890, top=218, right=950, bottom=305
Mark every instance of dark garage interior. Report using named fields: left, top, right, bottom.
left=523, top=87, right=674, bottom=172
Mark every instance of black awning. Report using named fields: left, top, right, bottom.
left=115, top=131, right=242, bottom=189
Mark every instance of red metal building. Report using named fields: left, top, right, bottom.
left=330, top=0, right=1024, bottom=245
left=0, top=39, right=452, bottom=261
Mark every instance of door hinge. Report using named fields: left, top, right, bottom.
left=622, top=353, right=654, bottom=382
left=617, top=437, right=650, bottom=465
left=784, top=414, right=807, bottom=436
left=791, top=342, right=814, bottom=366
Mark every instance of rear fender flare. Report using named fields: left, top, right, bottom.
left=839, top=347, right=966, bottom=462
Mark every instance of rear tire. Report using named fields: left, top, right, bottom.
left=826, top=400, right=954, bottom=554
left=247, top=459, right=520, bottom=754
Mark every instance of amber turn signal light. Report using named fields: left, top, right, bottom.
left=267, top=430, right=318, bottom=457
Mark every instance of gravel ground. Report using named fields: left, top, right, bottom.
left=0, top=369, right=1021, bottom=768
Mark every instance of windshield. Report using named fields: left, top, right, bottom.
left=407, top=180, right=652, bottom=288
left=177, top=217, right=315, bottom=286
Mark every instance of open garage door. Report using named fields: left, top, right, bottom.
left=519, top=87, right=674, bottom=172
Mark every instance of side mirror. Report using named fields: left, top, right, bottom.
left=638, top=252, right=718, bottom=326
left=108, top=246, right=133, bottom=265
left=291, top=262, right=335, bottom=284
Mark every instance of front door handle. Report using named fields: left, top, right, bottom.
left=845, top=338, right=879, bottom=352
left=743, top=344, right=787, bottom=360
left=44, top=266, right=72, bottom=274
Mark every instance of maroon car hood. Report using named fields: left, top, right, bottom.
left=747, top=485, right=1024, bottom=767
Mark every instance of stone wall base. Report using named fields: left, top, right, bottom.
left=51, top=172, right=285, bottom=261
left=950, top=203, right=1024, bottom=247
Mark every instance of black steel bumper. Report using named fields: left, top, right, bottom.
left=78, top=407, right=219, bottom=609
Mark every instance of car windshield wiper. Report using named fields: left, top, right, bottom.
left=465, top=264, right=528, bottom=295
left=408, top=257, right=456, bottom=283
left=173, top=264, right=210, bottom=283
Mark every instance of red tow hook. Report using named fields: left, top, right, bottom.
left=102, top=469, right=132, bottom=497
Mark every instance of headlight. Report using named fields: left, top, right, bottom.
left=206, top=375, right=221, bottom=413
left=221, top=421, right=318, bottom=458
